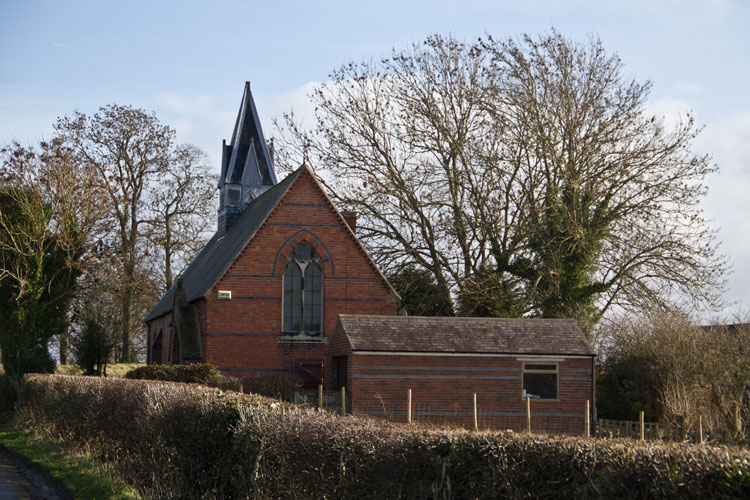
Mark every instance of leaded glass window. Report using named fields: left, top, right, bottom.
left=283, top=262, right=302, bottom=333
left=282, top=244, right=324, bottom=335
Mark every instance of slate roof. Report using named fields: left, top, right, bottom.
left=336, top=315, right=595, bottom=356
left=144, top=166, right=304, bottom=321
left=221, top=82, right=277, bottom=188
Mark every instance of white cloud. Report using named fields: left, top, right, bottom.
left=638, top=95, right=748, bottom=316
left=670, top=81, right=702, bottom=95
left=50, top=41, right=79, bottom=51
left=696, top=110, right=750, bottom=313
left=149, top=92, right=232, bottom=172
left=156, top=92, right=216, bottom=116
left=644, top=96, right=696, bottom=129
left=659, top=0, right=730, bottom=18
left=0, top=96, right=61, bottom=145
left=257, top=81, right=321, bottom=135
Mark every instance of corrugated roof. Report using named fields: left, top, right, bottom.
left=336, top=315, right=595, bottom=356
left=144, top=167, right=304, bottom=321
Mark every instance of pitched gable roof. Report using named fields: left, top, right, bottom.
left=144, top=166, right=304, bottom=321
left=335, top=315, right=594, bottom=356
left=145, top=165, right=400, bottom=322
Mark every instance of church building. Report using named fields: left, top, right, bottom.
left=144, top=82, right=400, bottom=387
left=144, top=83, right=596, bottom=435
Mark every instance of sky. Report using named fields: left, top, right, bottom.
left=1, top=0, right=749, bottom=317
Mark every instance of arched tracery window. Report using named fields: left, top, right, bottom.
left=283, top=244, right=323, bottom=335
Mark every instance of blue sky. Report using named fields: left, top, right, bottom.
left=1, top=0, right=749, bottom=316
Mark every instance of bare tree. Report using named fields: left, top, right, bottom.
left=276, top=35, right=517, bottom=315
left=55, top=105, right=173, bottom=362
left=143, top=144, right=216, bottom=292
left=699, top=322, right=750, bottom=442
left=598, top=311, right=750, bottom=444
left=482, top=31, right=726, bottom=331
left=275, top=31, right=726, bottom=332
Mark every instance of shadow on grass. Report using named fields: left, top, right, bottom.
left=0, top=423, right=141, bottom=500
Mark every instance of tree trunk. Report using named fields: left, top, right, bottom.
left=119, top=215, right=137, bottom=363
left=120, top=283, right=132, bottom=362
left=58, top=331, right=69, bottom=365
left=164, top=217, right=173, bottom=290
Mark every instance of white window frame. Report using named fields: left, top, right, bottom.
left=521, top=362, right=559, bottom=400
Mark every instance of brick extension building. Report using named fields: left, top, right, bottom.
left=328, top=315, right=595, bottom=434
left=144, top=83, right=596, bottom=434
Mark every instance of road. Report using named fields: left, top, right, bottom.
left=0, top=448, right=69, bottom=500
left=0, top=452, right=34, bottom=499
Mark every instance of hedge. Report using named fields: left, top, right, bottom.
left=18, top=374, right=750, bottom=499
left=123, top=363, right=242, bottom=392
left=241, top=373, right=302, bottom=399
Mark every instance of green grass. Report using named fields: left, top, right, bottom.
left=0, top=423, right=142, bottom=500
left=56, top=363, right=144, bottom=378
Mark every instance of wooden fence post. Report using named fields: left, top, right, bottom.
left=473, top=393, right=478, bottom=431
left=341, top=386, right=346, bottom=416
left=585, top=400, right=590, bottom=437
left=318, top=384, right=323, bottom=410
left=407, top=389, right=412, bottom=424
left=526, top=396, right=531, bottom=434
left=640, top=411, right=645, bottom=441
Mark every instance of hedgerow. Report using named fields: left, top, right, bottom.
left=241, top=373, right=302, bottom=399
left=123, top=363, right=242, bottom=392
left=18, top=374, right=750, bottom=499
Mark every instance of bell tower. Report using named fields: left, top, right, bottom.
left=217, top=82, right=278, bottom=236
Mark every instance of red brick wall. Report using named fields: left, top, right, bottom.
left=197, top=169, right=398, bottom=381
left=336, top=352, right=594, bottom=435
left=325, top=321, right=353, bottom=388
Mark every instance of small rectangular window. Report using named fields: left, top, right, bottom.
left=522, top=363, right=558, bottom=400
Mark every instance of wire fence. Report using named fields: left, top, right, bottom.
left=596, top=417, right=714, bottom=444
left=292, top=387, right=352, bottom=414
left=596, top=418, right=660, bottom=440
left=289, top=386, right=713, bottom=445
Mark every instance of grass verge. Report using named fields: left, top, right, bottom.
left=0, top=423, right=141, bottom=500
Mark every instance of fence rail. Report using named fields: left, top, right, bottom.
left=293, top=389, right=352, bottom=414
left=596, top=418, right=660, bottom=440
left=286, top=387, right=711, bottom=444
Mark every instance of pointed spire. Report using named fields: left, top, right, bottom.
left=218, top=82, right=279, bottom=235
left=224, top=82, right=277, bottom=187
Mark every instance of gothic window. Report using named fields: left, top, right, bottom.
left=283, top=244, right=323, bottom=335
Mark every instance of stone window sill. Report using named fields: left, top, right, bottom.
left=279, top=333, right=326, bottom=343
